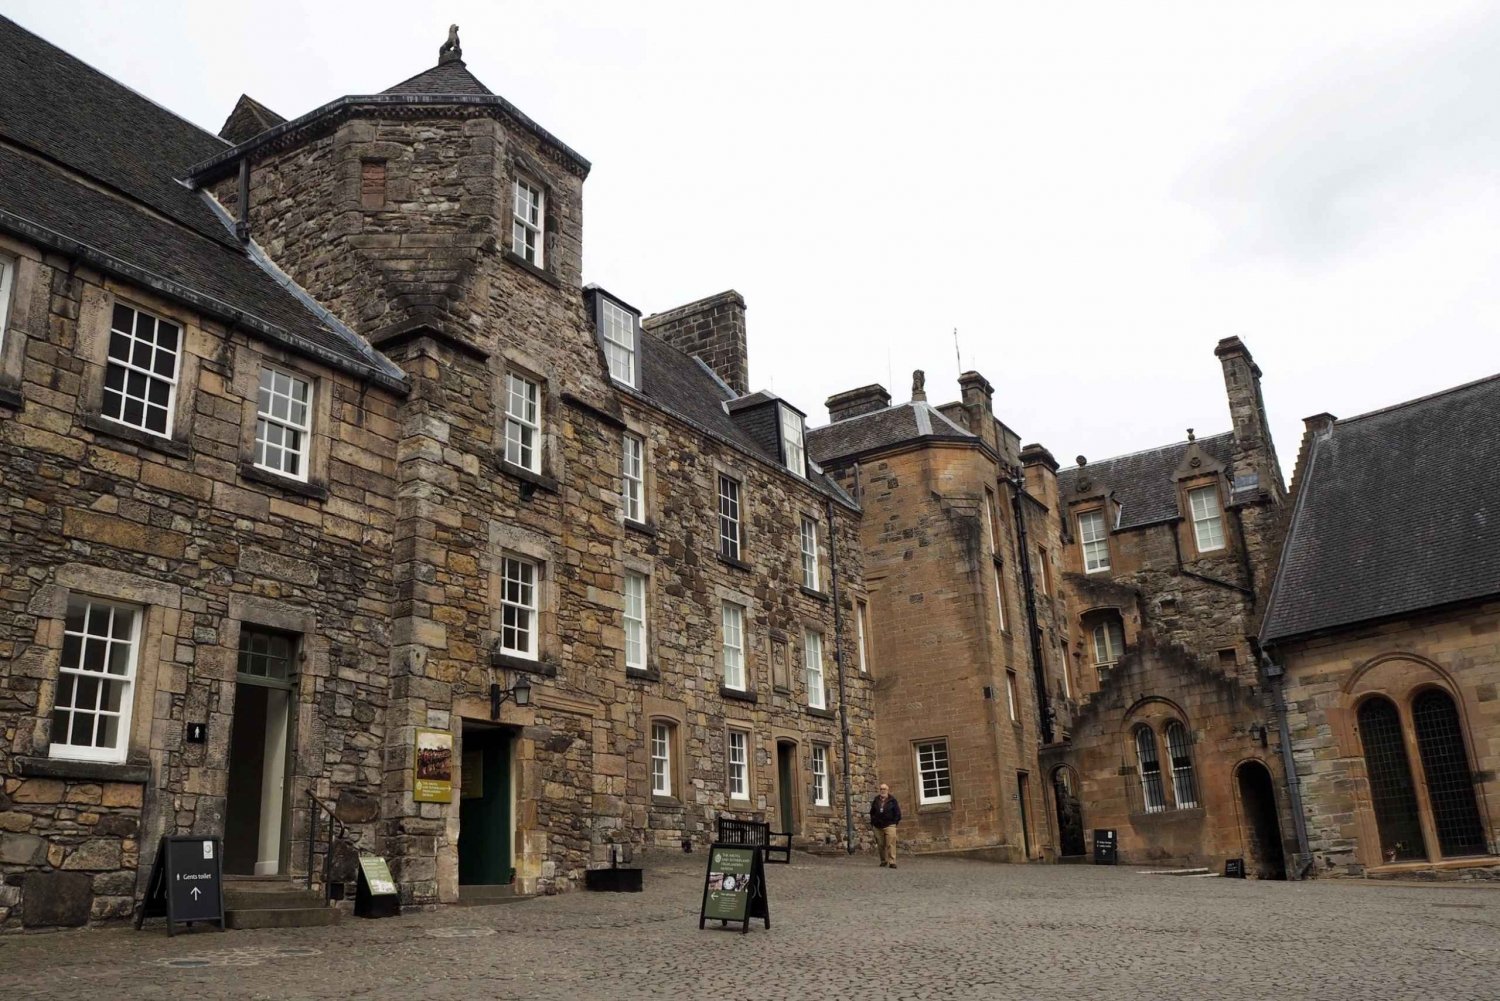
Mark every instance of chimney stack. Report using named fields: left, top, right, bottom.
left=826, top=384, right=891, bottom=423
left=957, top=371, right=996, bottom=451
left=643, top=291, right=748, bottom=395
left=1214, top=336, right=1284, bottom=499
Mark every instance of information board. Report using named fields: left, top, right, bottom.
left=699, top=842, right=770, bottom=934
left=1224, top=857, right=1246, bottom=879
left=355, top=854, right=401, bottom=919
left=135, top=836, right=225, bottom=936
left=1092, top=828, right=1118, bottom=865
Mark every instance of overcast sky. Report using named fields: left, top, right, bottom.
left=9, top=1, right=1499, bottom=467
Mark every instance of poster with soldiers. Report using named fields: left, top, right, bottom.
left=414, top=727, right=454, bottom=803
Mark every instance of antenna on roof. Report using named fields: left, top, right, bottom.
left=953, top=327, right=962, bottom=375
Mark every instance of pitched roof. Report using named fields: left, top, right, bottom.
left=1260, top=374, right=1500, bottom=643
left=806, top=401, right=975, bottom=464
left=1056, top=433, right=1236, bottom=529
left=635, top=333, right=854, bottom=507
left=0, top=16, right=405, bottom=388
left=219, top=94, right=287, bottom=143
left=382, top=59, right=494, bottom=96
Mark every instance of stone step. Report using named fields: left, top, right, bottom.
left=224, top=888, right=327, bottom=910
left=1140, top=867, right=1213, bottom=877
left=456, top=884, right=523, bottom=906
left=225, top=905, right=340, bottom=930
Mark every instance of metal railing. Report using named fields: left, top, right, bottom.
left=305, top=791, right=349, bottom=901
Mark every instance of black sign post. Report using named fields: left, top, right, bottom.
left=136, top=835, right=225, bottom=935
left=698, top=842, right=770, bottom=934
left=1224, top=857, right=1246, bottom=878
left=1092, top=828, right=1118, bottom=865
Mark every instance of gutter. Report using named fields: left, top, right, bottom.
left=826, top=499, right=857, bottom=854
left=1257, top=642, right=1315, bottom=879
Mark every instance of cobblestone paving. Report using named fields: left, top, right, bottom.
left=2, top=852, right=1497, bottom=1000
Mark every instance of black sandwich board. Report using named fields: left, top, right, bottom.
left=1224, top=857, right=1246, bottom=879
left=136, top=835, right=225, bottom=935
left=354, top=854, right=401, bottom=918
left=1092, top=828, right=1118, bottom=865
left=698, top=842, right=770, bottom=934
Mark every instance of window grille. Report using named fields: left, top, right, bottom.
left=1412, top=690, right=1487, bottom=857
left=1164, top=721, right=1198, bottom=809
left=1134, top=727, right=1166, bottom=813
left=1357, top=697, right=1426, bottom=861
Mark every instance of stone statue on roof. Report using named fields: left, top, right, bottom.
left=439, top=24, right=462, bottom=63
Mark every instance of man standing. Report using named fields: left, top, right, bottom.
left=870, top=782, right=901, bottom=868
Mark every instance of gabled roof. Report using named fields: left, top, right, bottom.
left=382, top=59, right=494, bottom=96
left=0, top=16, right=405, bottom=389
left=635, top=332, right=854, bottom=508
left=1260, top=373, right=1500, bottom=644
left=219, top=94, right=287, bottom=144
left=806, top=401, right=975, bottom=464
left=1056, top=433, right=1236, bottom=529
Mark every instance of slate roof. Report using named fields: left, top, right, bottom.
left=635, top=333, right=854, bottom=507
left=806, top=401, right=975, bottom=464
left=0, top=16, right=405, bottom=388
left=1055, top=433, right=1236, bottom=529
left=1260, top=374, right=1500, bottom=643
left=382, top=59, right=495, bottom=96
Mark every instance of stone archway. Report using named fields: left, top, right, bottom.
left=1052, top=766, right=1086, bottom=858
left=1236, top=760, right=1286, bottom=879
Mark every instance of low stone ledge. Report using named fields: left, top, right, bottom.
left=14, top=756, right=151, bottom=784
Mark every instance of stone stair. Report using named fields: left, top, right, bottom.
left=456, top=884, right=524, bottom=907
left=224, top=879, right=340, bottom=929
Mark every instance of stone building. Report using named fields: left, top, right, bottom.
left=808, top=371, right=1072, bottom=860
left=0, top=19, right=873, bottom=930
left=1260, top=375, right=1500, bottom=878
left=1042, top=337, right=1295, bottom=875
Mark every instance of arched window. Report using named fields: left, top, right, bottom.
left=1412, top=690, right=1486, bottom=857
left=1134, top=726, right=1166, bottom=813
left=1164, top=721, right=1198, bottom=809
left=1357, top=697, right=1425, bottom=862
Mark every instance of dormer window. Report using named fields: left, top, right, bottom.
left=599, top=298, right=638, bottom=387
left=780, top=405, right=805, bottom=477
left=1187, top=485, right=1225, bottom=553
left=512, top=178, right=545, bottom=267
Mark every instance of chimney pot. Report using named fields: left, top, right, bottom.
left=826, top=384, right=891, bottom=423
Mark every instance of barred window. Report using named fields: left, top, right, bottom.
left=1164, top=721, right=1198, bottom=809
left=504, top=373, right=541, bottom=472
left=512, top=178, right=545, bottom=267
left=1411, top=690, right=1486, bottom=858
left=51, top=600, right=139, bottom=763
left=718, top=475, right=741, bottom=560
left=804, top=629, right=826, bottom=709
left=727, top=730, right=749, bottom=800
left=721, top=602, right=746, bottom=690
left=800, top=517, right=820, bottom=590
left=811, top=745, right=830, bottom=806
left=915, top=740, right=952, bottom=804
left=1135, top=726, right=1166, bottom=813
left=622, top=433, right=645, bottom=523
left=1188, top=486, right=1225, bottom=552
left=103, top=303, right=179, bottom=437
left=1078, top=510, right=1110, bottom=573
left=255, top=367, right=313, bottom=480
left=500, top=556, right=538, bottom=659
left=651, top=722, right=673, bottom=797
left=623, top=571, right=647, bottom=671
left=1357, top=696, right=1425, bottom=861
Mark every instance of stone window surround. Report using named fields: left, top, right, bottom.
left=913, top=736, right=953, bottom=809
left=810, top=741, right=832, bottom=809
left=620, top=413, right=654, bottom=528
left=795, top=505, right=824, bottom=594
left=1337, top=654, right=1495, bottom=868
left=234, top=343, right=334, bottom=500
left=798, top=619, right=833, bottom=713
left=504, top=148, right=560, bottom=278
left=647, top=714, right=683, bottom=804
left=488, top=522, right=560, bottom=670
left=0, top=236, right=32, bottom=410
left=620, top=554, right=656, bottom=679
left=714, top=582, right=759, bottom=697
left=642, top=695, right=684, bottom=806
left=725, top=725, right=755, bottom=802
left=25, top=565, right=182, bottom=773
left=77, top=280, right=203, bottom=458
left=714, top=462, right=746, bottom=566
left=854, top=595, right=872, bottom=675
left=1075, top=506, right=1111, bottom=574
left=1177, top=473, right=1229, bottom=557
left=1124, top=702, right=1200, bottom=816
left=494, top=351, right=562, bottom=488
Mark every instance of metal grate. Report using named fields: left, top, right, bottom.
left=1357, top=698, right=1425, bottom=861
left=1135, top=727, right=1166, bottom=813
left=1412, top=690, right=1487, bottom=858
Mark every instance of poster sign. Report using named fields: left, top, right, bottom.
left=355, top=855, right=401, bottom=919
left=414, top=727, right=454, bottom=803
left=1224, top=857, right=1246, bottom=879
left=1092, top=828, right=1118, bottom=865
left=135, top=836, right=225, bottom=936
left=698, top=843, right=770, bottom=934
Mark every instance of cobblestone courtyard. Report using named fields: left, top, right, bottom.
left=2, top=853, right=1497, bottom=1001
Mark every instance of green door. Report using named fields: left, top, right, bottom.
left=459, top=727, right=513, bottom=885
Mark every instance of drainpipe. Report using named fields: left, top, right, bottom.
left=826, top=498, right=856, bottom=854
left=235, top=158, right=251, bottom=242
left=1259, top=643, right=1313, bottom=878
left=1008, top=472, right=1054, bottom=745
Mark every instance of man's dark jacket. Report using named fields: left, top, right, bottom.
left=870, top=795, right=901, bottom=828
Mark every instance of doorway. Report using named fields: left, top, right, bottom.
left=1052, top=766, right=1086, bottom=857
left=1016, top=772, right=1033, bottom=859
left=1237, top=760, right=1287, bottom=879
left=459, top=724, right=514, bottom=886
left=225, top=629, right=297, bottom=876
left=776, top=741, right=798, bottom=835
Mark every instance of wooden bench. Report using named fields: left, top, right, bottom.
left=717, top=816, right=791, bottom=864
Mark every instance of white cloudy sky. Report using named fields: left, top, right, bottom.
left=10, top=1, right=1500, bottom=466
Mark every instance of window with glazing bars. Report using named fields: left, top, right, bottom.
left=1188, top=486, right=1225, bottom=552
left=504, top=373, right=541, bottom=472
left=718, top=475, right=741, bottom=560
left=1135, top=727, right=1166, bottom=813
left=811, top=745, right=830, bottom=806
left=103, top=303, right=179, bottom=437
left=804, top=629, right=825, bottom=709
left=780, top=406, right=805, bottom=476
left=500, top=556, right=538, bottom=659
left=0, top=256, right=14, bottom=354
left=727, top=730, right=749, bottom=799
left=623, top=571, right=647, bottom=671
left=721, top=602, right=746, bottom=690
left=512, top=178, right=545, bottom=266
left=600, top=299, right=637, bottom=386
left=622, top=433, right=645, bottom=523
left=651, top=722, right=672, bottom=797
left=916, top=740, right=952, bottom=804
left=800, top=517, right=819, bottom=590
left=1164, top=721, right=1198, bottom=808
left=50, top=600, right=139, bottom=763
left=1092, top=617, right=1125, bottom=667
left=255, top=367, right=313, bottom=480
left=1078, top=510, right=1110, bottom=572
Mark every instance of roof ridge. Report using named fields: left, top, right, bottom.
left=2, top=15, right=229, bottom=153
left=1060, top=430, right=1234, bottom=473
left=1333, top=370, right=1500, bottom=429
left=807, top=400, right=911, bottom=432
